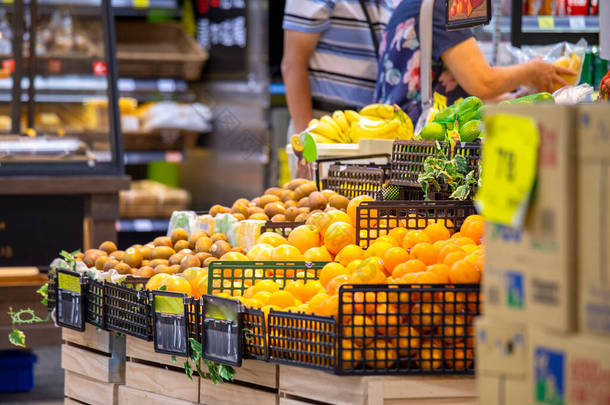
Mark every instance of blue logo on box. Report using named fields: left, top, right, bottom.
left=505, top=271, right=524, bottom=309
left=534, top=347, right=565, bottom=405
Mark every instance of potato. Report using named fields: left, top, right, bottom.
left=285, top=206, right=300, bottom=221
left=98, top=241, right=117, bottom=254
left=196, top=252, right=212, bottom=263
left=321, top=189, right=337, bottom=200
left=210, top=204, right=231, bottom=217
left=189, top=231, right=208, bottom=250
left=114, top=262, right=132, bottom=275
left=264, top=201, right=286, bottom=218
left=139, top=245, right=152, bottom=260
left=249, top=213, right=269, bottom=221
left=152, top=246, right=175, bottom=260
left=271, top=214, right=286, bottom=222
left=280, top=189, right=294, bottom=202
left=295, top=212, right=309, bottom=222
left=210, top=240, right=232, bottom=258
left=308, top=191, right=327, bottom=211
left=170, top=228, right=188, bottom=245
left=285, top=200, right=298, bottom=209
left=135, top=266, right=155, bottom=278
left=169, top=253, right=186, bottom=266
left=180, top=255, right=201, bottom=272
left=103, top=259, right=119, bottom=272
left=232, top=198, right=250, bottom=209
left=294, top=181, right=317, bottom=201
left=283, top=178, right=309, bottom=190
left=84, top=249, right=107, bottom=268
left=257, top=194, right=281, bottom=208
left=153, top=236, right=173, bottom=248
left=173, top=240, right=190, bottom=252
left=298, top=197, right=310, bottom=208
left=211, top=233, right=227, bottom=242
left=329, top=194, right=349, bottom=210
left=203, top=257, right=218, bottom=267
left=264, top=187, right=283, bottom=197
left=95, top=255, right=110, bottom=271
left=149, top=259, right=169, bottom=268
left=231, top=204, right=248, bottom=217
left=195, top=237, right=213, bottom=253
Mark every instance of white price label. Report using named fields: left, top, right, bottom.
left=133, top=219, right=153, bottom=232
left=568, top=16, right=586, bottom=30
left=157, top=79, right=176, bottom=92
left=165, top=151, right=183, bottom=163
left=118, top=78, right=136, bottom=92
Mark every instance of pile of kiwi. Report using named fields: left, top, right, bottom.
left=75, top=228, right=240, bottom=278
left=209, top=179, right=349, bottom=223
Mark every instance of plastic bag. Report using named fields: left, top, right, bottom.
left=552, top=84, right=594, bottom=105
left=214, top=213, right=238, bottom=237
left=167, top=211, right=197, bottom=236
left=141, top=102, right=213, bottom=133
left=231, top=220, right=266, bottom=252
left=194, top=214, right=215, bottom=235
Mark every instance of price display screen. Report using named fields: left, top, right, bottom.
left=446, top=0, right=491, bottom=30
left=202, top=295, right=242, bottom=367
left=56, top=270, right=85, bottom=331
left=152, top=291, right=189, bottom=357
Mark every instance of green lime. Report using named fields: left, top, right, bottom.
left=459, top=120, right=482, bottom=142
left=474, top=106, right=484, bottom=120
left=433, top=106, right=457, bottom=124
left=457, top=109, right=478, bottom=128
left=420, top=122, right=446, bottom=141
left=458, top=96, right=483, bottom=113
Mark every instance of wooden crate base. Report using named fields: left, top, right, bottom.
left=199, top=378, right=277, bottom=405
left=118, top=385, right=198, bottom=405
left=279, top=366, right=477, bottom=405
left=64, top=371, right=120, bottom=405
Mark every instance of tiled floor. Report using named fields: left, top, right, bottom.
left=0, top=346, right=64, bottom=405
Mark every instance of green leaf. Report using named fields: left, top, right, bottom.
left=189, top=338, right=203, bottom=361
left=453, top=154, right=468, bottom=174
left=36, top=284, right=49, bottom=306
left=218, top=365, right=235, bottom=381
left=195, top=361, right=206, bottom=380
left=303, top=133, right=318, bottom=163
left=159, top=285, right=167, bottom=291
left=171, top=355, right=177, bottom=363
left=184, top=361, right=193, bottom=381
left=8, top=329, right=25, bottom=348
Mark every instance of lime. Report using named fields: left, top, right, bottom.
left=459, top=120, right=482, bottom=142
left=458, top=96, right=482, bottom=114
left=432, top=105, right=457, bottom=124
left=457, top=109, right=478, bottom=128
left=474, top=106, right=484, bottom=121
left=420, top=122, right=446, bottom=141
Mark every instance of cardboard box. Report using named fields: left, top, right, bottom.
left=577, top=104, right=610, bottom=337
left=483, top=104, right=578, bottom=332
left=527, top=328, right=610, bottom=405
left=477, top=373, right=530, bottom=405
left=475, top=317, right=527, bottom=377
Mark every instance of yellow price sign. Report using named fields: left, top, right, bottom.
left=537, top=16, right=555, bottom=29
left=477, top=113, right=539, bottom=228
left=133, top=0, right=149, bottom=8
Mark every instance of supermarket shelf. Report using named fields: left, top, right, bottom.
left=123, top=150, right=185, bottom=165
left=483, top=15, right=598, bottom=34
left=116, top=218, right=169, bottom=233
left=1, top=0, right=177, bottom=8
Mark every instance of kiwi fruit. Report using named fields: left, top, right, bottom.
left=257, top=194, right=281, bottom=208
left=264, top=187, right=283, bottom=197
left=180, top=255, right=201, bottom=272
left=196, top=252, right=212, bottom=263
left=151, top=246, right=175, bottom=260
left=203, top=257, right=218, bottom=267
left=139, top=245, right=152, bottom=260
left=135, top=266, right=155, bottom=278
left=149, top=259, right=169, bottom=268
left=141, top=260, right=150, bottom=267
left=285, top=200, right=298, bottom=209
left=247, top=206, right=265, bottom=216
left=122, top=247, right=143, bottom=268
left=98, top=241, right=117, bottom=254
left=209, top=204, right=231, bottom=217
left=325, top=206, right=338, bottom=213
left=271, top=214, right=286, bottom=222
left=114, top=262, right=132, bottom=275
left=232, top=198, right=249, bottom=208
left=249, top=213, right=269, bottom=221
left=153, top=236, right=173, bottom=248
left=83, top=249, right=107, bottom=268
left=251, top=197, right=261, bottom=207
left=279, top=189, right=295, bottom=202
left=170, top=228, right=189, bottom=245
left=180, top=249, right=193, bottom=256
left=283, top=178, right=309, bottom=190
left=298, top=197, right=310, bottom=208
left=188, top=231, right=208, bottom=250
left=298, top=207, right=311, bottom=214
left=75, top=252, right=85, bottom=261
left=154, top=264, right=171, bottom=274
left=211, top=233, right=227, bottom=242
left=173, top=239, right=190, bottom=252
left=129, top=244, right=143, bottom=251
left=295, top=212, right=309, bottom=222
left=232, top=213, right=246, bottom=221
left=95, top=255, right=110, bottom=271
left=294, top=182, right=318, bottom=201
left=231, top=204, right=248, bottom=217
left=168, top=265, right=181, bottom=274
left=320, top=189, right=336, bottom=200
left=308, top=191, right=327, bottom=211
left=329, top=194, right=349, bottom=210
left=285, top=206, right=300, bottom=221
left=210, top=240, right=232, bottom=258
left=103, top=259, right=119, bottom=272
left=264, top=202, right=286, bottom=218
left=195, top=237, right=213, bottom=253
left=169, top=253, right=186, bottom=266
left=230, top=247, right=245, bottom=254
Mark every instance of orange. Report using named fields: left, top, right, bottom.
left=327, top=210, right=352, bottom=226
left=340, top=339, right=363, bottom=370
left=411, top=303, right=443, bottom=329
left=306, top=211, right=333, bottom=235
left=442, top=315, right=467, bottom=342
left=343, top=315, right=375, bottom=346
left=409, top=242, right=437, bottom=265
left=288, top=225, right=322, bottom=254
left=347, top=195, right=374, bottom=228
left=351, top=291, right=378, bottom=314
left=220, top=252, right=248, bottom=261
left=453, top=237, right=476, bottom=246
left=242, top=298, right=261, bottom=309
left=335, top=244, right=365, bottom=267
left=272, top=244, right=305, bottom=261
left=433, top=217, right=455, bottom=230
left=346, top=259, right=363, bottom=274
left=268, top=291, right=295, bottom=308
left=193, top=274, right=209, bottom=299
left=460, top=218, right=484, bottom=244
left=324, top=221, right=356, bottom=255
left=308, top=292, right=330, bottom=315
left=374, top=236, right=397, bottom=247
left=451, top=232, right=463, bottom=239
left=433, top=239, right=450, bottom=251
left=319, top=295, right=339, bottom=317
left=374, top=303, right=400, bottom=336
left=364, top=340, right=397, bottom=369
left=461, top=244, right=480, bottom=255
left=388, top=227, right=408, bottom=246
left=256, top=232, right=288, bottom=247
left=415, top=270, right=444, bottom=285
left=438, top=244, right=464, bottom=263
left=445, top=344, right=474, bottom=370
left=261, top=304, right=281, bottom=319
left=403, top=230, right=431, bottom=250
left=406, top=216, right=429, bottom=229
left=398, top=272, right=419, bottom=284
left=427, top=264, right=451, bottom=283
left=326, top=274, right=350, bottom=295
left=145, top=273, right=170, bottom=291
left=301, top=280, right=325, bottom=302
left=365, top=241, right=394, bottom=260
left=350, top=257, right=387, bottom=284
left=424, top=222, right=451, bottom=243
left=392, top=259, right=426, bottom=279
left=160, top=275, right=193, bottom=296
left=443, top=250, right=467, bottom=268
left=463, top=214, right=483, bottom=226
left=319, top=262, right=349, bottom=287
left=252, top=279, right=280, bottom=294
left=419, top=340, right=443, bottom=370
left=246, top=243, right=274, bottom=261
left=284, top=280, right=304, bottom=300
left=243, top=286, right=255, bottom=299
left=396, top=326, right=421, bottom=356
left=253, top=291, right=272, bottom=305
left=382, top=247, right=409, bottom=274
left=449, top=260, right=481, bottom=284
left=303, top=246, right=333, bottom=262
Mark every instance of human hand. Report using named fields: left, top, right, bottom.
left=526, top=58, right=577, bottom=93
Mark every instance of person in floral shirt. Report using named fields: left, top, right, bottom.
left=374, top=0, right=577, bottom=124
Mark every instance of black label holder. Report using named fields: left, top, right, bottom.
left=56, top=269, right=86, bottom=331
left=152, top=290, right=191, bottom=357
left=201, top=294, right=243, bottom=367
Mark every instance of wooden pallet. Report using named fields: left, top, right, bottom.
left=62, top=325, right=126, bottom=405
left=278, top=365, right=477, bottom=405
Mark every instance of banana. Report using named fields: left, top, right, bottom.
left=332, top=110, right=349, bottom=133
left=321, top=115, right=342, bottom=134
left=359, top=103, right=395, bottom=120
left=309, top=132, right=338, bottom=143
left=395, top=109, right=414, bottom=140
left=350, top=118, right=401, bottom=141
left=310, top=119, right=343, bottom=142
left=307, top=118, right=320, bottom=130
left=344, top=110, right=363, bottom=125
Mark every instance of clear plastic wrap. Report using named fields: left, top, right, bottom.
left=230, top=219, right=266, bottom=252
left=552, top=83, right=594, bottom=104
left=167, top=211, right=197, bottom=236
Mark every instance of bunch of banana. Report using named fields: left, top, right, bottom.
left=307, top=112, right=352, bottom=143
left=349, top=104, right=414, bottom=141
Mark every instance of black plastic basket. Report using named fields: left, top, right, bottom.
left=243, top=306, right=268, bottom=361
left=268, top=310, right=336, bottom=372
left=85, top=278, right=105, bottom=329
left=261, top=221, right=305, bottom=238
left=104, top=278, right=152, bottom=340
left=186, top=298, right=201, bottom=342
left=355, top=200, right=476, bottom=248
left=47, top=270, right=57, bottom=314
left=389, top=140, right=480, bottom=188
left=315, top=154, right=391, bottom=199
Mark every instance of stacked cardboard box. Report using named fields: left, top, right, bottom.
left=476, top=104, right=610, bottom=405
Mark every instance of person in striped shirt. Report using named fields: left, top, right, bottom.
left=282, top=0, right=396, bottom=134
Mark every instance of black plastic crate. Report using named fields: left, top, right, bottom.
left=243, top=306, right=267, bottom=361
left=326, top=164, right=389, bottom=199
left=261, top=222, right=305, bottom=238
left=47, top=270, right=57, bottom=314
left=186, top=298, right=200, bottom=342
left=85, top=278, right=105, bottom=329
left=103, top=278, right=152, bottom=340
left=336, top=283, right=480, bottom=375
left=389, top=140, right=480, bottom=188
left=268, top=309, right=336, bottom=372
left=355, top=200, right=476, bottom=248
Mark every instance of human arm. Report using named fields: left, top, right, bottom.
left=281, top=30, right=321, bottom=133
left=441, top=37, right=576, bottom=99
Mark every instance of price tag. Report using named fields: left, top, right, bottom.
left=56, top=270, right=85, bottom=331
left=152, top=291, right=189, bottom=356
left=202, top=295, right=242, bottom=367
left=568, top=16, right=586, bottom=30
left=133, top=0, right=149, bottom=8
left=477, top=113, right=540, bottom=228
left=537, top=16, right=555, bottom=29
